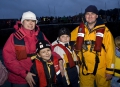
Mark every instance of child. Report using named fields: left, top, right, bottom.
left=30, top=40, right=64, bottom=87
left=111, top=36, right=120, bottom=87
left=52, top=27, right=80, bottom=87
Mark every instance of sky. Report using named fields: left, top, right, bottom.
left=0, top=0, right=119, bottom=19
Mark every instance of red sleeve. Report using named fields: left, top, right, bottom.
left=2, top=34, right=30, bottom=78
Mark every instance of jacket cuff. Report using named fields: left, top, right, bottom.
left=106, top=68, right=114, bottom=74
left=20, top=70, right=27, bottom=78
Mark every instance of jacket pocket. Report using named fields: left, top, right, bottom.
left=15, top=45, right=27, bottom=61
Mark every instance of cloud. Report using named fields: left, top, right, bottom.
left=0, top=0, right=119, bottom=19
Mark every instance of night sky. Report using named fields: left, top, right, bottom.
left=0, top=0, right=119, bottom=19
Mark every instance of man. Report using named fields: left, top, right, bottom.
left=71, top=5, right=115, bottom=87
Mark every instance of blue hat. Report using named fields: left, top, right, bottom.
left=85, top=5, right=98, bottom=15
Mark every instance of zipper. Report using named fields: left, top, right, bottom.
left=47, top=62, right=52, bottom=87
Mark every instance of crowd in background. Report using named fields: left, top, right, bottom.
left=0, top=9, right=120, bottom=29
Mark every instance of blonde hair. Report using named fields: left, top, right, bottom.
left=115, top=36, right=120, bottom=48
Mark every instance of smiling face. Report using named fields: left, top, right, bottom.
left=37, top=48, right=52, bottom=61
left=22, top=19, right=36, bottom=30
left=85, top=12, right=98, bottom=24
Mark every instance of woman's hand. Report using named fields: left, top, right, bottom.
left=25, top=72, right=36, bottom=87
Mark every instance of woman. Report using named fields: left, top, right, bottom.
left=2, top=11, right=49, bottom=87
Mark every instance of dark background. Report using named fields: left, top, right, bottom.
left=0, top=22, right=120, bottom=48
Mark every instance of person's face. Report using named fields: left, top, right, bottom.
left=22, top=19, right=36, bottom=30
left=37, top=48, right=52, bottom=61
left=85, top=12, right=98, bottom=24
left=59, top=35, right=70, bottom=44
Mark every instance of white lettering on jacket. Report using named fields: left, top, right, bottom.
left=78, top=33, right=84, bottom=37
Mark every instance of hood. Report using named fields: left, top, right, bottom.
left=94, top=16, right=105, bottom=27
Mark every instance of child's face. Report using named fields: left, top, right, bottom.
left=37, top=48, right=52, bottom=61
left=59, top=35, right=70, bottom=44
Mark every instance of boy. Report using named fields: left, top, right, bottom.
left=30, top=40, right=64, bottom=87
left=52, top=27, right=80, bottom=87
left=111, top=36, right=120, bottom=87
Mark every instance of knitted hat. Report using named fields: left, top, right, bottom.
left=36, top=40, right=51, bottom=53
left=21, top=11, right=38, bottom=24
left=85, top=5, right=98, bottom=15
left=58, top=27, right=71, bottom=37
